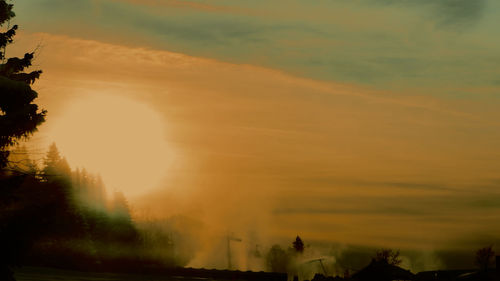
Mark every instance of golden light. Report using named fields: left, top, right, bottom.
left=49, top=94, right=170, bottom=197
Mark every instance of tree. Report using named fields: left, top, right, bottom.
left=111, top=191, right=132, bottom=222
left=0, top=0, right=46, bottom=168
left=83, top=174, right=106, bottom=209
left=475, top=245, right=495, bottom=272
left=0, top=2, right=46, bottom=279
left=292, top=235, right=304, bottom=254
left=43, top=143, right=61, bottom=170
left=42, top=143, right=71, bottom=181
left=374, top=249, right=402, bottom=266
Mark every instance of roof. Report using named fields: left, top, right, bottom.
left=351, top=259, right=414, bottom=281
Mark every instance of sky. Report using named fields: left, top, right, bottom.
left=8, top=0, right=500, bottom=267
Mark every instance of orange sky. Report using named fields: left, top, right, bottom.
left=9, top=31, right=500, bottom=257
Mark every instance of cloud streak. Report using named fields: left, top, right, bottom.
left=371, top=0, right=488, bottom=28
left=13, top=0, right=500, bottom=98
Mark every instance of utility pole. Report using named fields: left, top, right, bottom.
left=227, top=233, right=242, bottom=270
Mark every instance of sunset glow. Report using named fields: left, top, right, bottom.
left=49, top=94, right=170, bottom=196
left=2, top=0, right=500, bottom=277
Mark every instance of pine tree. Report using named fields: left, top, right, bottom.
left=80, top=167, right=89, bottom=187
left=0, top=0, right=46, bottom=168
left=72, top=167, right=81, bottom=188
left=42, top=142, right=61, bottom=179
left=111, top=191, right=131, bottom=221
left=292, top=235, right=304, bottom=254
left=42, top=143, right=72, bottom=182
left=43, top=143, right=61, bottom=167
left=93, top=174, right=106, bottom=207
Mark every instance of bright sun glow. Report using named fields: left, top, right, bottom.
left=49, top=94, right=170, bottom=197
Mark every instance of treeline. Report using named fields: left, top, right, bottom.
left=0, top=143, right=178, bottom=272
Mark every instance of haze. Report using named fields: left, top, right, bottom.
left=9, top=0, right=500, bottom=271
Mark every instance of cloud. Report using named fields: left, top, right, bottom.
left=111, top=0, right=255, bottom=15
left=434, top=0, right=487, bottom=26
left=371, top=0, right=487, bottom=28
left=13, top=0, right=500, bottom=97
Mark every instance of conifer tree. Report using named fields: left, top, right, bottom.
left=42, top=143, right=61, bottom=177
left=41, top=143, right=72, bottom=184
left=112, top=191, right=131, bottom=221
left=292, top=235, right=304, bottom=254
left=73, top=167, right=81, bottom=187
left=93, top=174, right=106, bottom=206
left=0, top=0, right=46, bottom=168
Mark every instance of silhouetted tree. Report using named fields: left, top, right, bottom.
left=43, top=143, right=61, bottom=166
left=109, top=191, right=139, bottom=241
left=42, top=143, right=71, bottom=182
left=475, top=245, right=495, bottom=272
left=1, top=145, right=148, bottom=274
left=89, top=174, right=106, bottom=208
left=72, top=167, right=82, bottom=191
left=374, top=249, right=402, bottom=266
left=292, top=235, right=304, bottom=254
left=111, top=191, right=131, bottom=221
left=80, top=167, right=89, bottom=188
left=0, top=2, right=46, bottom=279
left=0, top=0, right=45, bottom=168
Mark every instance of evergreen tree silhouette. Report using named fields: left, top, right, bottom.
left=292, top=235, right=304, bottom=254
left=42, top=143, right=72, bottom=182
left=0, top=0, right=46, bottom=168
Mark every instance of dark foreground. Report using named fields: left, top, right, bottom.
left=15, top=267, right=185, bottom=281
left=14, top=266, right=288, bottom=281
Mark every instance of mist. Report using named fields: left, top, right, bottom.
left=8, top=30, right=500, bottom=274
left=2, top=0, right=500, bottom=280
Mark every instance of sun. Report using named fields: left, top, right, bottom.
left=48, top=94, right=171, bottom=197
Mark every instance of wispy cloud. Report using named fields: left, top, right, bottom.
left=110, top=0, right=256, bottom=15
left=14, top=0, right=500, bottom=98
left=371, top=0, right=488, bottom=28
